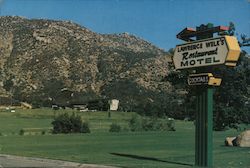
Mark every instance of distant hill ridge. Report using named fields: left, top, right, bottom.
left=0, top=16, right=173, bottom=109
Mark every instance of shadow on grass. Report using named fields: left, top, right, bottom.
left=110, top=153, right=193, bottom=167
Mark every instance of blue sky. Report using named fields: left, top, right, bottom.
left=1, top=0, right=250, bottom=53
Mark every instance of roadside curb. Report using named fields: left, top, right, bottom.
left=0, top=154, right=119, bottom=168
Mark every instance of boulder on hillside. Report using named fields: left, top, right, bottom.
left=225, top=130, right=250, bottom=147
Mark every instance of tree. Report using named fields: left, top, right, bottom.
left=213, top=52, right=250, bottom=130
left=224, top=22, right=250, bottom=47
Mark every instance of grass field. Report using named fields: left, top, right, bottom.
left=0, top=108, right=134, bottom=134
left=0, top=109, right=249, bottom=168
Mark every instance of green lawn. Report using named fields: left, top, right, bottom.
left=0, top=109, right=249, bottom=168
left=0, top=108, right=134, bottom=134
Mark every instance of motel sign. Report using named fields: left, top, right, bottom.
left=173, top=36, right=241, bottom=69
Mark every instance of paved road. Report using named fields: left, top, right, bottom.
left=0, top=154, right=118, bottom=168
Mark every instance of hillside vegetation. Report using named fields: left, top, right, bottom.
left=0, top=16, right=174, bottom=112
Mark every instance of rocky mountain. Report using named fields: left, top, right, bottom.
left=0, top=16, right=174, bottom=110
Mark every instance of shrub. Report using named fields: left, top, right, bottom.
left=109, top=123, right=121, bottom=132
left=70, top=113, right=83, bottom=133
left=51, top=113, right=71, bottom=134
left=167, top=118, right=176, bottom=131
left=51, top=113, right=90, bottom=134
left=123, top=126, right=130, bottom=132
left=41, top=130, right=46, bottom=135
left=142, top=118, right=168, bottom=131
left=81, top=122, right=90, bottom=133
left=142, top=118, right=155, bottom=131
left=129, top=114, right=142, bottom=132
left=19, top=129, right=25, bottom=135
left=129, top=115, right=176, bottom=132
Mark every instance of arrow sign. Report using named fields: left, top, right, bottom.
left=173, top=36, right=241, bottom=70
left=188, top=73, right=222, bottom=86
left=188, top=73, right=212, bottom=85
